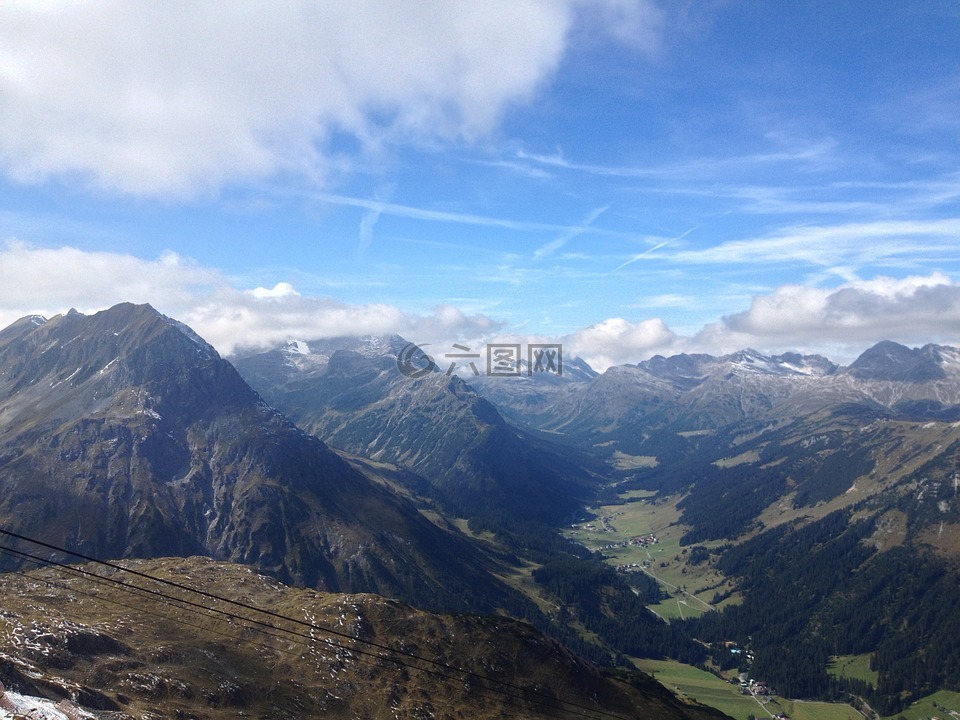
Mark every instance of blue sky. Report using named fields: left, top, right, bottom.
left=1, top=1, right=958, bottom=368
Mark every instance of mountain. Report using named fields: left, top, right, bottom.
left=0, top=304, right=524, bottom=613
left=8, top=311, right=960, bottom=714
left=232, top=335, right=409, bottom=390
left=514, top=342, right=960, bottom=553
left=582, top=348, right=839, bottom=428
left=466, top=354, right=599, bottom=429
left=846, top=339, right=951, bottom=381
left=0, top=556, right=731, bottom=720
left=838, top=340, right=960, bottom=413
left=475, top=342, right=960, bottom=460
left=505, top=341, right=960, bottom=714
left=232, top=338, right=590, bottom=526
left=470, top=348, right=839, bottom=466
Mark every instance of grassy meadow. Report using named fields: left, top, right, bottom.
left=564, top=489, right=739, bottom=619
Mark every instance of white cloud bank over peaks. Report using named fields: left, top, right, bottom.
left=565, top=317, right=677, bottom=371
left=6, top=244, right=957, bottom=368
left=562, top=274, right=960, bottom=370
left=697, top=273, right=960, bottom=357
left=0, top=243, right=499, bottom=354
left=0, top=0, right=660, bottom=197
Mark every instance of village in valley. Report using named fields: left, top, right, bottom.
left=577, top=513, right=661, bottom=572
left=567, top=492, right=960, bottom=720
left=566, top=493, right=730, bottom=622
left=564, top=494, right=872, bottom=720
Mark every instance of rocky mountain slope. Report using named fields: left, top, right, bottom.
left=232, top=339, right=590, bottom=526
left=0, top=556, right=730, bottom=720
left=0, top=304, right=522, bottom=613
left=6, top=306, right=959, bottom=715
left=477, top=342, right=960, bottom=456
left=506, top=342, right=960, bottom=713
left=465, top=355, right=599, bottom=429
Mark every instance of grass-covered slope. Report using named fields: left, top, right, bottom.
left=0, top=557, right=731, bottom=720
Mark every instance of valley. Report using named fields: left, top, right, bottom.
left=470, top=342, right=960, bottom=719
left=563, top=490, right=734, bottom=621
left=633, top=659, right=864, bottom=720
left=4, top=2, right=955, bottom=717
left=2, top=305, right=960, bottom=719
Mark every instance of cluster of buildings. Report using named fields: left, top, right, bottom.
left=600, top=534, right=661, bottom=553
left=629, top=533, right=659, bottom=548
left=576, top=512, right=628, bottom=534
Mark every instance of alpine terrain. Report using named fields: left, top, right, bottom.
left=0, top=303, right=736, bottom=719
left=474, top=342, right=960, bottom=716
left=232, top=338, right=592, bottom=528
left=0, top=304, right=524, bottom=614
left=5, top=302, right=960, bottom=719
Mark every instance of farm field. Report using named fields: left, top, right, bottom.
left=827, top=653, right=879, bottom=686
left=633, top=658, right=762, bottom=720
left=881, top=690, right=960, bottom=720
left=635, top=658, right=862, bottom=720
left=775, top=699, right=862, bottom=720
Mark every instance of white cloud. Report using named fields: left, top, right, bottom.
left=628, top=293, right=698, bottom=309
left=357, top=208, right=382, bottom=257
left=4, top=243, right=958, bottom=369
left=591, top=0, right=666, bottom=54
left=0, top=242, right=220, bottom=321
left=182, top=294, right=500, bottom=355
left=564, top=317, right=677, bottom=370
left=0, top=1, right=663, bottom=198
left=299, top=190, right=632, bottom=236
left=670, top=219, right=960, bottom=268
left=533, top=204, right=609, bottom=259
left=249, top=282, right=300, bottom=299
left=614, top=226, right=696, bottom=271
left=0, top=243, right=499, bottom=354
left=695, top=273, right=960, bottom=356
left=515, top=136, right=840, bottom=180
left=559, top=273, right=960, bottom=369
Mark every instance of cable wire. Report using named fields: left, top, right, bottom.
left=0, top=528, right=632, bottom=720
left=0, top=543, right=591, bottom=720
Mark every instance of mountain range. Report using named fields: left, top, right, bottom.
left=4, top=301, right=960, bottom=717
left=175, top=321, right=960, bottom=711
left=478, top=343, right=960, bottom=444
left=0, top=304, right=524, bottom=614
left=472, top=339, right=960, bottom=713
left=232, top=338, right=591, bottom=528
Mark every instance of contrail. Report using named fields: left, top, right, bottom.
left=613, top=225, right=698, bottom=272
left=534, top=204, right=611, bottom=259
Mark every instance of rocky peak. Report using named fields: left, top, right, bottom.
left=0, top=303, right=255, bottom=427
left=846, top=340, right=950, bottom=382
left=718, top=349, right=837, bottom=377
